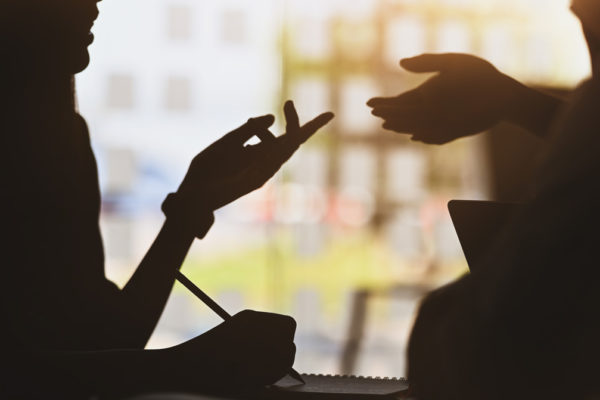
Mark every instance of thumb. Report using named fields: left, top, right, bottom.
left=400, top=53, right=458, bottom=73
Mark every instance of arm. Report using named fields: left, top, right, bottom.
left=102, top=102, right=333, bottom=348
left=117, top=217, right=202, bottom=348
left=13, top=348, right=168, bottom=398
left=7, top=310, right=298, bottom=398
left=504, top=81, right=566, bottom=138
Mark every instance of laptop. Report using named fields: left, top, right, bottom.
left=448, top=200, right=522, bottom=271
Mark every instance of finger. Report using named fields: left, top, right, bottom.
left=371, top=107, right=396, bottom=118
left=295, top=112, right=334, bottom=144
left=262, top=342, right=297, bottom=378
left=382, top=118, right=426, bottom=134
left=255, top=126, right=277, bottom=144
left=256, top=111, right=333, bottom=171
left=371, top=105, right=421, bottom=118
left=375, top=107, right=427, bottom=131
left=284, top=100, right=300, bottom=133
left=367, top=96, right=395, bottom=107
left=224, top=114, right=275, bottom=144
left=251, top=342, right=297, bottom=386
left=262, top=313, right=297, bottom=340
left=241, top=110, right=332, bottom=187
left=400, top=53, right=460, bottom=73
left=410, top=133, right=439, bottom=144
left=415, top=132, right=454, bottom=145
left=246, top=133, right=282, bottom=164
left=233, top=311, right=297, bottom=340
left=367, top=89, right=422, bottom=108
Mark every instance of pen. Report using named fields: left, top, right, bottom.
left=175, top=270, right=306, bottom=384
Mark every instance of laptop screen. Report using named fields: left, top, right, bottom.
left=448, top=200, right=522, bottom=271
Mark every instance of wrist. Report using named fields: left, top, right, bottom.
left=137, top=349, right=188, bottom=392
left=162, top=193, right=215, bottom=239
left=158, top=345, right=220, bottom=392
left=503, top=81, right=564, bottom=135
left=499, top=75, right=530, bottom=124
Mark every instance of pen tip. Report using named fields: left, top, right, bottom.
left=289, top=369, right=305, bottom=384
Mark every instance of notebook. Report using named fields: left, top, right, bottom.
left=264, top=373, right=410, bottom=399
left=448, top=200, right=522, bottom=271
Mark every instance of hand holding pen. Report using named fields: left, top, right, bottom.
left=176, top=271, right=305, bottom=385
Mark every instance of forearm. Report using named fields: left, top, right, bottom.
left=504, top=81, right=567, bottom=138
left=117, top=218, right=199, bottom=348
left=8, top=338, right=263, bottom=398
left=6, top=348, right=170, bottom=398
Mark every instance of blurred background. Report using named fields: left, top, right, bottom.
left=77, top=0, right=590, bottom=377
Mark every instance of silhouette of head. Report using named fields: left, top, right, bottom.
left=0, top=0, right=100, bottom=74
left=572, top=0, right=600, bottom=71
left=573, top=0, right=600, bottom=39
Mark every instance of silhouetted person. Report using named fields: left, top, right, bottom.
left=369, top=1, right=600, bottom=399
left=0, top=0, right=333, bottom=398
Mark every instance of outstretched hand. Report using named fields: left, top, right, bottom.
left=367, top=53, right=523, bottom=144
left=178, top=101, right=334, bottom=212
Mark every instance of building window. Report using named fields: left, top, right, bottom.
left=386, top=149, right=426, bottom=202
left=436, top=19, right=472, bottom=53
left=221, top=9, right=247, bottom=45
left=167, top=5, right=192, bottom=41
left=290, top=78, right=330, bottom=122
left=386, top=16, right=426, bottom=65
left=164, top=76, right=192, bottom=111
left=339, top=145, right=377, bottom=194
left=339, top=78, right=379, bottom=135
left=482, top=23, right=513, bottom=71
left=293, top=17, right=332, bottom=59
left=107, top=74, right=135, bottom=110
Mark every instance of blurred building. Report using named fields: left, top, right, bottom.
left=76, top=0, right=590, bottom=377
left=77, top=0, right=282, bottom=265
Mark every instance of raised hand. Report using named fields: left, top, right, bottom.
left=367, top=53, right=524, bottom=144
left=176, top=101, right=334, bottom=213
left=168, top=310, right=297, bottom=391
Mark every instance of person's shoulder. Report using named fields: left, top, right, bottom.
left=73, top=112, right=92, bottom=145
left=74, top=113, right=90, bottom=134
